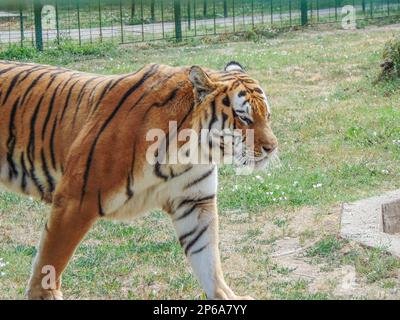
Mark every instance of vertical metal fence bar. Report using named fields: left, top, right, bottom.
left=19, top=0, right=25, bottom=47
left=55, top=0, right=60, bottom=45
left=289, top=0, right=292, bottom=26
left=224, top=0, right=228, bottom=18
left=151, top=0, right=155, bottom=22
left=232, top=0, right=236, bottom=32
left=98, top=0, right=103, bottom=42
left=188, top=0, right=192, bottom=30
left=270, top=0, right=273, bottom=25
left=161, top=1, right=165, bottom=39
left=241, top=0, right=244, bottom=28
left=174, top=0, right=182, bottom=41
left=119, top=0, right=124, bottom=43
left=335, top=0, right=338, bottom=21
left=34, top=0, right=43, bottom=50
left=76, top=0, right=82, bottom=46
left=213, top=0, right=216, bottom=34
left=89, top=1, right=93, bottom=44
left=194, top=0, right=197, bottom=36
left=140, top=0, right=144, bottom=42
left=301, top=0, right=308, bottom=25
left=370, top=0, right=373, bottom=18
left=251, top=0, right=254, bottom=30
left=261, top=0, right=265, bottom=24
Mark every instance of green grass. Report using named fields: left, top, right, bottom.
left=1, top=23, right=400, bottom=299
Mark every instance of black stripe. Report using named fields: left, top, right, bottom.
left=142, top=87, right=179, bottom=118
left=107, top=66, right=145, bottom=92
left=98, top=191, right=105, bottom=216
left=208, top=100, right=217, bottom=131
left=91, top=79, right=113, bottom=112
left=3, top=71, right=23, bottom=105
left=190, top=243, right=208, bottom=255
left=222, top=95, right=230, bottom=107
left=40, top=148, right=55, bottom=193
left=176, top=204, right=197, bottom=221
left=19, top=70, right=49, bottom=107
left=126, top=174, right=134, bottom=199
left=177, top=194, right=215, bottom=210
left=27, top=96, right=45, bottom=197
left=72, top=76, right=101, bottom=127
left=0, top=65, right=19, bottom=76
left=49, top=114, right=58, bottom=170
left=6, top=97, right=20, bottom=180
left=178, top=226, right=197, bottom=245
left=154, top=162, right=169, bottom=181
left=184, top=225, right=208, bottom=255
left=126, top=141, right=136, bottom=200
left=80, top=64, right=159, bottom=204
left=184, top=167, right=214, bottom=190
left=59, top=78, right=81, bottom=123
left=18, top=65, right=49, bottom=84
left=41, top=82, right=63, bottom=140
left=20, top=152, right=29, bottom=192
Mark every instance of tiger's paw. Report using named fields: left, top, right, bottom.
left=213, top=288, right=255, bottom=300
left=26, top=288, right=63, bottom=300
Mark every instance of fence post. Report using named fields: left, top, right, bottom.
left=174, top=0, right=182, bottom=41
left=223, top=0, right=228, bottom=18
left=151, top=0, right=155, bottom=22
left=300, top=0, right=308, bottom=26
left=55, top=0, right=60, bottom=45
left=33, top=0, right=43, bottom=50
left=187, top=0, right=191, bottom=30
left=18, top=0, right=24, bottom=46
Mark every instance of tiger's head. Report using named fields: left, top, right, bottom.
left=188, top=61, right=278, bottom=171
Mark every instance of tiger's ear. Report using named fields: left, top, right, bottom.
left=225, top=61, right=245, bottom=72
left=189, top=65, right=216, bottom=102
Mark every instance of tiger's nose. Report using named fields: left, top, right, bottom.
left=262, top=144, right=277, bottom=154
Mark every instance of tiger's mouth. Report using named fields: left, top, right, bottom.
left=239, top=148, right=279, bottom=171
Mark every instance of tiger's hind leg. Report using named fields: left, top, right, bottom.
left=27, top=191, right=98, bottom=300
left=170, top=194, right=254, bottom=300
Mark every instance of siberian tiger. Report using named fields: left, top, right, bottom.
left=0, top=60, right=278, bottom=300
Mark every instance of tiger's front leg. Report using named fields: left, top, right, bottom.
left=26, top=191, right=98, bottom=300
left=170, top=192, right=253, bottom=300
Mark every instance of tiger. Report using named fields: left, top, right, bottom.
left=0, top=60, right=278, bottom=300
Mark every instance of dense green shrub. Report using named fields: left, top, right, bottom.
left=379, top=35, right=400, bottom=80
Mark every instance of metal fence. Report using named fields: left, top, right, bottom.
left=0, top=0, right=399, bottom=50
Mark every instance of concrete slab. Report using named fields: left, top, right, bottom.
left=341, top=189, right=400, bottom=258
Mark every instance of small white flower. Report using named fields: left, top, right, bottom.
left=382, top=169, right=389, bottom=174
left=313, top=183, right=323, bottom=189
left=255, top=175, right=264, bottom=182
left=293, top=181, right=299, bottom=187
left=0, top=272, right=5, bottom=277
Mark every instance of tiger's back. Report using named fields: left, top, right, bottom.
left=0, top=61, right=116, bottom=201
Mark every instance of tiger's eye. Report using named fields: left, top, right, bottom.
left=222, top=96, right=230, bottom=107
left=238, top=90, right=247, bottom=97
